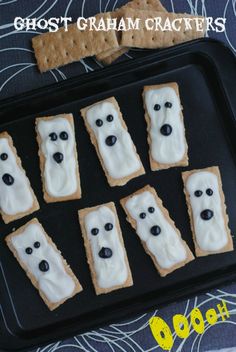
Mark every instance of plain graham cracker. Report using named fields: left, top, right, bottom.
left=121, top=8, right=205, bottom=49
left=96, top=0, right=167, bottom=64
left=35, top=113, right=82, bottom=203
left=142, top=82, right=189, bottom=171
left=182, top=166, right=234, bottom=257
left=32, top=12, right=119, bottom=72
left=80, top=96, right=145, bottom=187
left=0, top=132, right=39, bottom=224
left=120, top=185, right=194, bottom=277
left=5, top=218, right=83, bottom=311
left=78, top=202, right=133, bottom=295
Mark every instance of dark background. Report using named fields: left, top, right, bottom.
left=0, top=1, right=236, bottom=351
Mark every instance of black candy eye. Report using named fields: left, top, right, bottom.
left=49, top=132, right=57, bottom=141
left=139, top=212, right=146, bottom=219
left=60, top=131, right=68, bottom=140
left=194, top=190, right=203, bottom=197
left=96, top=119, right=103, bottom=127
left=148, top=207, right=155, bottom=213
left=91, top=228, right=99, bottom=236
left=105, top=223, right=113, bottom=231
left=165, top=102, right=172, bottom=108
left=25, top=247, right=33, bottom=254
left=154, top=104, right=161, bottom=111
left=206, top=188, right=213, bottom=196
left=0, top=153, right=8, bottom=161
left=106, top=114, right=113, bottom=122
left=34, top=241, right=40, bottom=248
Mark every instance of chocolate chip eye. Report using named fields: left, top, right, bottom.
left=139, top=212, right=146, bottom=219
left=194, top=190, right=203, bottom=197
left=148, top=207, right=155, bottom=213
left=96, top=119, right=103, bottom=127
left=105, top=223, right=113, bottom=231
left=206, top=188, right=213, bottom=196
left=34, top=241, right=40, bottom=248
left=25, top=247, right=33, bottom=255
left=0, top=153, right=8, bottom=161
left=60, top=131, right=68, bottom=140
left=49, top=132, right=57, bottom=141
left=106, top=114, right=113, bottom=122
left=91, top=228, right=99, bottom=236
left=154, top=104, right=161, bottom=111
left=165, top=102, right=172, bottom=108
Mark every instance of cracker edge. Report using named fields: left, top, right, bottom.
left=0, top=132, right=39, bottom=224
left=120, top=9, right=206, bottom=48
left=142, top=82, right=189, bottom=171
left=182, top=166, right=234, bottom=257
left=5, top=218, right=83, bottom=310
left=78, top=201, right=133, bottom=294
left=32, top=12, right=119, bottom=73
left=80, top=97, right=145, bottom=187
left=35, top=114, right=82, bottom=203
left=120, top=184, right=194, bottom=277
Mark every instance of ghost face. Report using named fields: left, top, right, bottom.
left=11, top=222, right=75, bottom=303
left=84, top=206, right=128, bottom=289
left=37, top=117, right=77, bottom=197
left=145, top=87, right=186, bottom=164
left=125, top=191, right=187, bottom=269
left=0, top=137, right=33, bottom=216
left=186, top=171, right=228, bottom=252
left=86, top=101, right=141, bottom=179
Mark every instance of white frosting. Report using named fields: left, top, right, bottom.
left=125, top=190, right=187, bottom=269
left=84, top=205, right=128, bottom=289
left=145, top=87, right=186, bottom=164
left=37, top=116, right=78, bottom=197
left=0, top=138, right=34, bottom=215
left=186, top=171, right=228, bottom=252
left=11, top=222, right=75, bottom=303
left=86, top=101, right=141, bottom=179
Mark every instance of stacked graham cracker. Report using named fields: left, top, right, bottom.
left=32, top=0, right=205, bottom=72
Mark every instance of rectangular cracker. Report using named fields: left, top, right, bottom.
left=143, top=82, right=188, bottom=171
left=78, top=202, right=133, bottom=294
left=0, top=132, right=39, bottom=224
left=32, top=12, right=119, bottom=72
left=5, top=218, right=82, bottom=310
left=121, top=185, right=194, bottom=277
left=35, top=114, right=82, bottom=203
left=121, top=8, right=205, bottom=49
left=96, top=0, right=167, bottom=64
left=80, top=97, right=145, bottom=187
left=182, top=166, right=234, bottom=257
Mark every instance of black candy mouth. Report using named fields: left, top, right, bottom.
left=98, top=247, right=113, bottom=259
left=105, top=135, right=117, bottom=146
left=53, top=152, right=64, bottom=164
left=200, top=209, right=214, bottom=220
left=38, top=260, right=50, bottom=272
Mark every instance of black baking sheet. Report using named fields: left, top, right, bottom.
left=0, top=38, right=236, bottom=351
